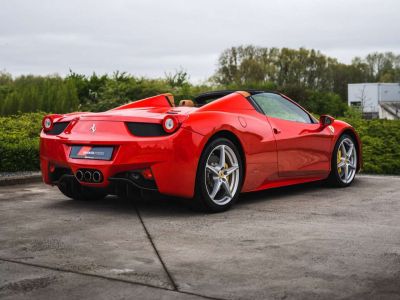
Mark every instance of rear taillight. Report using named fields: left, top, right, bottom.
left=42, top=116, right=54, bottom=132
left=162, top=116, right=180, bottom=133
left=42, top=114, right=67, bottom=134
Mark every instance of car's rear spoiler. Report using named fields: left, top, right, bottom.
left=111, top=93, right=175, bottom=110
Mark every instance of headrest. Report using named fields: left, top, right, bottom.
left=237, top=91, right=251, bottom=97
left=179, top=100, right=195, bottom=107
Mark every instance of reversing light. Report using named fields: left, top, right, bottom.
left=42, top=116, right=54, bottom=131
left=162, top=116, right=179, bottom=133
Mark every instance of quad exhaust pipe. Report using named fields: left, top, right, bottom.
left=84, top=171, right=92, bottom=182
left=75, top=169, right=103, bottom=183
left=76, top=170, right=84, bottom=181
left=92, top=171, right=102, bottom=183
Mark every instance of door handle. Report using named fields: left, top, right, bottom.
left=273, top=128, right=281, bottom=134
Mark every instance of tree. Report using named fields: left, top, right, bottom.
left=165, top=68, right=190, bottom=87
left=361, top=52, right=400, bottom=82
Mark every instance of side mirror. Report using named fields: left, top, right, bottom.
left=319, top=115, right=335, bottom=126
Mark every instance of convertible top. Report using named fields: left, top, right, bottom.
left=194, top=89, right=279, bottom=105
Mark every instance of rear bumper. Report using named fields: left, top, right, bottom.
left=40, top=127, right=205, bottom=198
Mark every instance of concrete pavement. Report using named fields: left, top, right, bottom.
left=0, top=175, right=400, bottom=299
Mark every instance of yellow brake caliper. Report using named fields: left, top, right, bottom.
left=337, top=149, right=342, bottom=174
left=224, top=163, right=230, bottom=183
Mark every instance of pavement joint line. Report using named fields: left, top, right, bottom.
left=0, top=257, right=227, bottom=300
left=133, top=202, right=179, bottom=291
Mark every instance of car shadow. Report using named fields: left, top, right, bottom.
left=46, top=192, right=194, bottom=217
left=237, top=180, right=325, bottom=205
left=237, top=177, right=364, bottom=207
left=47, top=180, right=346, bottom=217
left=45, top=178, right=363, bottom=216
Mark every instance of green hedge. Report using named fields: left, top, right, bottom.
left=0, top=113, right=399, bottom=175
left=341, top=117, right=400, bottom=175
left=0, top=113, right=42, bottom=172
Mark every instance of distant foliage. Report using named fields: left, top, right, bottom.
left=72, top=71, right=211, bottom=112
left=303, top=91, right=348, bottom=117
left=213, top=46, right=400, bottom=115
left=215, top=46, right=339, bottom=90
left=352, top=52, right=400, bottom=82
left=0, top=70, right=212, bottom=116
left=0, top=74, right=79, bottom=115
left=1, top=48, right=400, bottom=118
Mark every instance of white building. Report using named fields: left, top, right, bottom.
left=348, top=83, right=400, bottom=119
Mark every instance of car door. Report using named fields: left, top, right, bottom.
left=251, top=93, right=333, bottom=178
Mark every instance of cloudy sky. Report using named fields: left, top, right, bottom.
left=1, top=0, right=399, bottom=81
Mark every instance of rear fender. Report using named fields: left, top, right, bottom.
left=183, top=110, right=279, bottom=192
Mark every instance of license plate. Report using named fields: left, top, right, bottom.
left=70, top=146, right=114, bottom=161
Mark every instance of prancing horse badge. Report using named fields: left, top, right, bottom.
left=90, top=123, right=96, bottom=134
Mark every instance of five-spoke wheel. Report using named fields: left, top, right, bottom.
left=193, top=138, right=243, bottom=212
left=328, top=134, right=358, bottom=187
left=205, top=144, right=240, bottom=205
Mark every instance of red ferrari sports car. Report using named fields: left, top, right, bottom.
left=40, top=90, right=361, bottom=212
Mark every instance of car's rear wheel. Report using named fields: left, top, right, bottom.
left=192, top=138, right=243, bottom=212
left=328, top=134, right=358, bottom=187
left=58, top=177, right=107, bottom=201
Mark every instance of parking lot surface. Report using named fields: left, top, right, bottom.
left=1, top=175, right=400, bottom=300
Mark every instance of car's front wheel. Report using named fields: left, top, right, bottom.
left=192, top=138, right=243, bottom=212
left=328, top=134, right=358, bottom=187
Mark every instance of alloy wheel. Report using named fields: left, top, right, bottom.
left=337, top=137, right=357, bottom=184
left=205, top=144, right=240, bottom=205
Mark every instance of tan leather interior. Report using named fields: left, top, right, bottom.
left=179, top=100, right=195, bottom=107
left=237, top=91, right=251, bottom=98
left=163, top=93, right=175, bottom=107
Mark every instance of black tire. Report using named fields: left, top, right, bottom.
left=58, top=177, right=107, bottom=201
left=191, top=137, right=243, bottom=213
left=327, top=134, right=357, bottom=187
